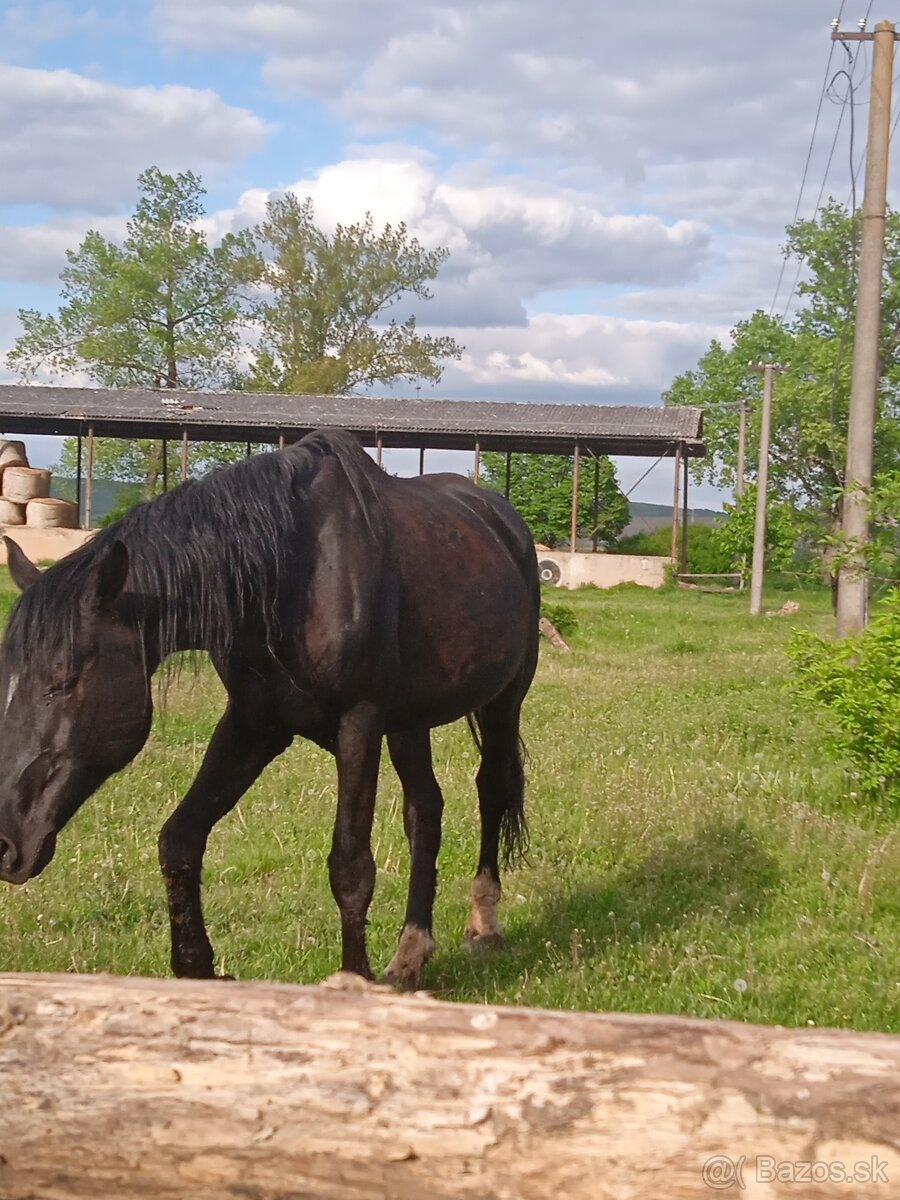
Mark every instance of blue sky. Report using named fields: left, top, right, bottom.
left=0, top=2, right=873, bottom=506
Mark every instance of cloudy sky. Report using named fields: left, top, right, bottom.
left=0, top=2, right=879, bottom=505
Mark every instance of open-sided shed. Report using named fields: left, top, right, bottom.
left=0, top=385, right=704, bottom=575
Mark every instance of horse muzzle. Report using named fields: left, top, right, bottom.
left=0, top=828, right=57, bottom=884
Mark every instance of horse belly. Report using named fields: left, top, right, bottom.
left=388, top=556, right=533, bottom=728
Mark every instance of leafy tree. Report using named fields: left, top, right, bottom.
left=7, top=168, right=260, bottom=496
left=665, top=203, right=900, bottom=581
left=9, top=167, right=258, bottom=391
left=481, top=452, right=628, bottom=549
left=250, top=193, right=461, bottom=394
left=617, top=523, right=733, bottom=575
left=869, top=468, right=900, bottom=588
left=712, top=486, right=795, bottom=585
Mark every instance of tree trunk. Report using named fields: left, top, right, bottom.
left=1, top=972, right=899, bottom=1200
left=820, top=506, right=843, bottom=609
left=142, top=440, right=163, bottom=501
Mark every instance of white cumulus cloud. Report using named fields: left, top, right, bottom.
left=0, top=65, right=270, bottom=210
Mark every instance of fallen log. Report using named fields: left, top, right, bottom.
left=1, top=972, right=899, bottom=1200
left=538, top=615, right=570, bottom=650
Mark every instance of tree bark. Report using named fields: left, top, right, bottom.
left=0, top=972, right=898, bottom=1200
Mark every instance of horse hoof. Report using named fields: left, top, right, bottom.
left=383, top=927, right=434, bottom=992
left=381, top=966, right=420, bottom=993
left=463, top=930, right=504, bottom=952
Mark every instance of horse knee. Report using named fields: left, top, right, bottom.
left=328, top=847, right=375, bottom=915
left=158, top=813, right=204, bottom=878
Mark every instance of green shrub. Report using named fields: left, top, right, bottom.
left=715, top=486, right=795, bottom=585
left=540, top=602, right=578, bottom=638
left=788, top=590, right=900, bottom=800
left=617, top=523, right=733, bottom=575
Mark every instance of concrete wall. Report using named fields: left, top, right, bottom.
left=0, top=527, right=94, bottom=565
left=0, top=529, right=670, bottom=593
left=537, top=550, right=670, bottom=590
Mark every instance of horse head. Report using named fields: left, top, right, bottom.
left=0, top=537, right=153, bottom=884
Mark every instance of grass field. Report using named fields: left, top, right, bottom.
left=1, top=572, right=898, bottom=1032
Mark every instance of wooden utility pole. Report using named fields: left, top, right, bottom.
left=834, top=20, right=897, bottom=636
left=748, top=363, right=786, bottom=616
left=736, top=396, right=748, bottom=497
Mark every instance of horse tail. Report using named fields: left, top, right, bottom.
left=466, top=710, right=529, bottom=867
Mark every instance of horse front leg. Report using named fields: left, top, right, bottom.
left=383, top=729, right=443, bottom=990
left=328, top=702, right=383, bottom=979
left=158, top=702, right=290, bottom=979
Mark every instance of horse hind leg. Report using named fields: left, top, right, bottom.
left=383, top=729, right=443, bottom=990
left=465, top=692, right=527, bottom=952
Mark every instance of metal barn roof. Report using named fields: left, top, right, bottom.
left=0, top=385, right=704, bottom=457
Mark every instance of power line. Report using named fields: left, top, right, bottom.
left=778, top=3, right=876, bottom=323
left=769, top=7, right=846, bottom=316
left=781, top=41, right=865, bottom=321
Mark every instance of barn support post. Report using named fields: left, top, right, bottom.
left=75, top=433, right=83, bottom=528
left=504, top=450, right=512, bottom=499
left=570, top=441, right=581, bottom=552
left=278, top=433, right=285, bottom=450
left=180, top=431, right=188, bottom=483
left=680, top=446, right=689, bottom=575
left=473, top=439, right=481, bottom=485
left=161, top=439, right=168, bottom=493
left=84, top=425, right=94, bottom=530
left=246, top=440, right=252, bottom=458
left=592, top=451, right=600, bottom=552
left=376, top=435, right=383, bottom=467
left=670, top=442, right=682, bottom=565
left=418, top=446, right=425, bottom=475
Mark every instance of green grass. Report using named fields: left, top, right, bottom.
left=2, top=570, right=899, bottom=1032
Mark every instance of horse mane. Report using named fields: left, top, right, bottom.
left=2, top=429, right=381, bottom=676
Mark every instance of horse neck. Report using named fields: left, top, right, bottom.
left=118, top=516, right=283, bottom=670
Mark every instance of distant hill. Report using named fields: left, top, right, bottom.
left=622, top=501, right=721, bottom=539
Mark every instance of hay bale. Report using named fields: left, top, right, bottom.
left=0, top=497, right=26, bottom=526
left=0, top=440, right=28, bottom=468
left=2, top=466, right=51, bottom=503
left=26, top=497, right=78, bottom=529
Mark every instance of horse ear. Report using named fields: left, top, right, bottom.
left=4, top=537, right=41, bottom=592
left=84, top=540, right=129, bottom=611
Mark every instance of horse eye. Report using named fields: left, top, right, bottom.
left=44, top=675, right=78, bottom=701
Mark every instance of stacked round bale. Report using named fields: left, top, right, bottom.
left=0, top=441, right=78, bottom=529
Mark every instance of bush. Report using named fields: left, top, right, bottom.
left=617, top=523, right=733, bottom=575
left=788, top=589, right=900, bottom=801
left=540, top=602, right=578, bottom=638
left=714, top=486, right=794, bottom=586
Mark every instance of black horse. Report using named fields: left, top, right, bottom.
left=0, top=430, right=539, bottom=987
